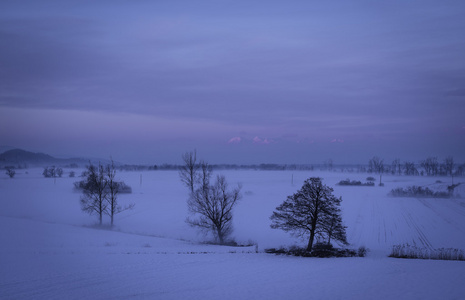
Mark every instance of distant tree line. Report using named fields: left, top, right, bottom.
left=365, top=156, right=463, bottom=184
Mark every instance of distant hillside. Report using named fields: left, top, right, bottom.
left=0, top=149, right=89, bottom=168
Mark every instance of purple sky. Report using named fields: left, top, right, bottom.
left=1, top=1, right=464, bottom=164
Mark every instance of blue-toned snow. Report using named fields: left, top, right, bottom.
left=1, top=170, right=465, bottom=299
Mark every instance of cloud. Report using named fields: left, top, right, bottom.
left=253, top=136, right=274, bottom=145
left=331, top=139, right=344, bottom=143
left=228, top=136, right=241, bottom=144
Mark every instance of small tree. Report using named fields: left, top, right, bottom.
left=443, top=156, right=455, bottom=184
left=270, top=177, right=347, bottom=252
left=421, top=157, right=439, bottom=176
left=187, top=174, right=241, bottom=244
left=369, top=156, right=384, bottom=186
left=179, top=150, right=199, bottom=193
left=391, top=159, right=402, bottom=175
left=105, top=160, right=134, bottom=226
left=5, top=167, right=15, bottom=178
left=404, top=161, right=417, bottom=176
left=43, top=166, right=59, bottom=178
left=80, top=163, right=108, bottom=225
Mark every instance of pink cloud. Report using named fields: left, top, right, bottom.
left=331, top=139, right=344, bottom=143
left=253, top=136, right=274, bottom=145
left=228, top=136, right=241, bottom=144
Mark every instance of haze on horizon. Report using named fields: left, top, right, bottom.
left=1, top=1, right=464, bottom=165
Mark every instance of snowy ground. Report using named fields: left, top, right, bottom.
left=1, top=169, right=465, bottom=299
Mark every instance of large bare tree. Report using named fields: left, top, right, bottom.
left=80, top=163, right=108, bottom=225
left=270, top=177, right=347, bottom=252
left=187, top=173, right=241, bottom=244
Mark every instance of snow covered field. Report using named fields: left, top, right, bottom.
left=1, top=169, right=465, bottom=299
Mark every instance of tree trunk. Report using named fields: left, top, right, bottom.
left=307, top=228, right=315, bottom=252
left=217, top=227, right=224, bottom=245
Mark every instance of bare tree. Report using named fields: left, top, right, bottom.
left=5, top=167, right=15, bottom=178
left=187, top=174, right=241, bottom=244
left=80, top=163, right=108, bottom=225
left=198, top=160, right=212, bottom=189
left=105, top=160, right=134, bottom=226
left=321, top=210, right=348, bottom=246
left=179, top=150, right=199, bottom=193
left=270, top=177, right=347, bottom=252
left=368, top=156, right=384, bottom=186
left=391, top=158, right=402, bottom=175
left=43, top=166, right=56, bottom=178
left=443, top=156, right=455, bottom=184
left=324, top=159, right=333, bottom=171
left=403, top=161, right=417, bottom=176
left=421, top=157, right=439, bottom=176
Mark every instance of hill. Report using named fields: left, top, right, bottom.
left=0, top=148, right=88, bottom=167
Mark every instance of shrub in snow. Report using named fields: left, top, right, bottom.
left=389, top=244, right=465, bottom=261
left=389, top=186, right=450, bottom=198
left=366, top=177, right=375, bottom=183
left=337, top=179, right=374, bottom=186
left=357, top=246, right=369, bottom=257
left=5, top=167, right=15, bottom=178
left=264, top=244, right=359, bottom=258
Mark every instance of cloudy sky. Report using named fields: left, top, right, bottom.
left=1, top=0, right=464, bottom=164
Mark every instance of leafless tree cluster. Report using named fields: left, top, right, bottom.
left=270, top=177, right=347, bottom=252
left=420, top=157, right=440, bottom=176
left=180, top=151, right=242, bottom=245
left=43, top=166, right=63, bottom=178
left=79, top=161, right=134, bottom=226
left=368, top=156, right=460, bottom=185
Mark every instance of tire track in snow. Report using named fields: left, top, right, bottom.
left=401, top=210, right=433, bottom=249
left=416, top=198, right=465, bottom=234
